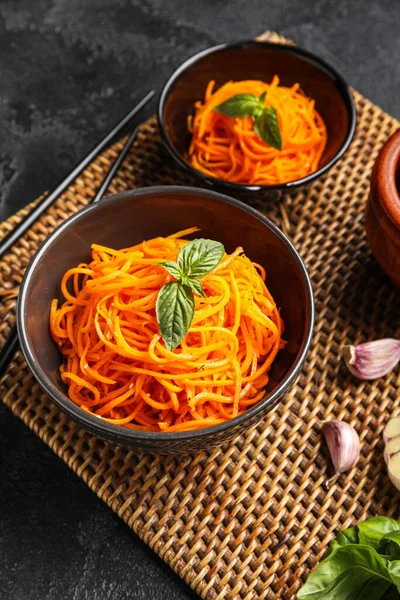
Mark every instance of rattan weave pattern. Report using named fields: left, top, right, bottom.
left=1, top=31, right=400, bottom=599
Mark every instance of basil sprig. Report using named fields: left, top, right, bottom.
left=156, top=238, right=224, bottom=351
left=298, top=516, right=400, bottom=599
left=214, top=91, right=282, bottom=150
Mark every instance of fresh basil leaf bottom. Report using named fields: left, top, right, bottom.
left=254, top=107, right=282, bottom=151
left=380, top=532, right=400, bottom=560
left=358, top=517, right=400, bottom=551
left=155, top=282, right=194, bottom=351
left=298, top=545, right=393, bottom=600
left=388, top=561, right=400, bottom=591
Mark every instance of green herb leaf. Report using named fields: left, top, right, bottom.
left=297, top=545, right=392, bottom=600
left=254, top=106, right=282, bottom=150
left=155, top=282, right=194, bottom=351
left=259, top=91, right=267, bottom=104
left=299, top=517, right=400, bottom=599
left=156, top=237, right=224, bottom=349
left=252, top=106, right=264, bottom=121
left=330, top=527, right=359, bottom=552
left=388, top=561, right=400, bottom=591
left=214, top=91, right=282, bottom=151
left=184, top=278, right=206, bottom=299
left=357, top=517, right=400, bottom=551
left=159, top=261, right=182, bottom=280
left=214, top=93, right=263, bottom=118
left=382, top=584, right=400, bottom=599
left=177, top=239, right=225, bottom=279
left=379, top=532, right=400, bottom=560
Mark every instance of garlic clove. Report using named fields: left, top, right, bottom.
left=388, top=453, right=400, bottom=491
left=384, top=416, right=400, bottom=443
left=343, top=338, right=400, bottom=380
left=383, top=417, right=400, bottom=491
left=384, top=437, right=400, bottom=464
left=322, top=420, right=360, bottom=474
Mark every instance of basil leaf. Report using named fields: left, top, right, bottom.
left=388, top=561, right=400, bottom=591
left=330, top=527, right=359, bottom=552
left=382, top=585, right=400, bottom=599
left=214, top=91, right=282, bottom=151
left=252, top=106, right=264, bottom=121
left=302, top=571, right=393, bottom=600
left=358, top=517, right=400, bottom=551
left=156, top=282, right=194, bottom=351
left=380, top=532, right=400, bottom=559
left=254, top=107, right=282, bottom=150
left=214, top=93, right=262, bottom=118
left=177, top=239, right=225, bottom=279
left=259, top=91, right=267, bottom=104
left=297, top=545, right=392, bottom=600
left=159, top=261, right=182, bottom=280
left=184, top=278, right=206, bottom=299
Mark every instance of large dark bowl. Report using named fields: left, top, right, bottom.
left=18, top=186, right=314, bottom=454
left=158, top=40, right=356, bottom=193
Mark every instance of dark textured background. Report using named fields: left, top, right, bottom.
left=1, top=1, right=400, bottom=598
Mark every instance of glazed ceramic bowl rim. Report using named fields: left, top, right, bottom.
left=18, top=185, right=314, bottom=444
left=158, top=39, right=357, bottom=192
left=376, top=129, right=400, bottom=227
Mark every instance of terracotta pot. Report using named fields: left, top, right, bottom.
left=366, top=129, right=400, bottom=288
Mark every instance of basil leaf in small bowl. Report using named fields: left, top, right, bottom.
left=214, top=93, right=264, bottom=118
left=254, top=107, right=282, bottom=151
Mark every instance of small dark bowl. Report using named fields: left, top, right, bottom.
left=18, top=186, right=314, bottom=454
left=158, top=40, right=356, bottom=193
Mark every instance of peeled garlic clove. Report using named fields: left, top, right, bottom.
left=344, top=338, right=400, bottom=380
left=388, top=453, right=400, bottom=491
left=384, top=437, right=400, bottom=464
left=384, top=416, right=400, bottom=444
left=383, top=417, right=400, bottom=491
left=322, top=420, right=360, bottom=474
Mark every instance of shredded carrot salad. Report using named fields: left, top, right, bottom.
left=188, top=76, right=327, bottom=185
left=50, top=228, right=284, bottom=432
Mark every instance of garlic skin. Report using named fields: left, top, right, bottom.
left=322, top=420, right=360, bottom=474
left=343, top=338, right=400, bottom=380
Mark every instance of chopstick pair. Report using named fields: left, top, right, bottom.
left=0, top=90, right=155, bottom=377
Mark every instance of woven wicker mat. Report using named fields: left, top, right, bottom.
left=2, top=30, right=400, bottom=599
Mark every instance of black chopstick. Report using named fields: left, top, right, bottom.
left=92, top=124, right=141, bottom=203
left=0, top=328, right=20, bottom=377
left=0, top=90, right=155, bottom=261
left=0, top=97, right=153, bottom=378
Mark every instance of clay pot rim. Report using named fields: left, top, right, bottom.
left=377, top=129, right=400, bottom=228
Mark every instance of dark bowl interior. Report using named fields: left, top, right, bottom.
left=18, top=187, right=314, bottom=453
left=158, top=41, right=356, bottom=191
